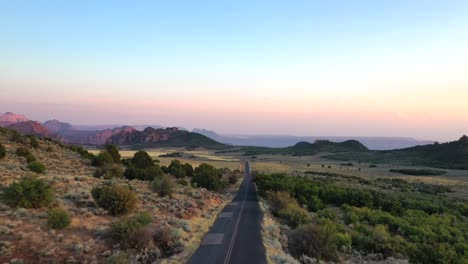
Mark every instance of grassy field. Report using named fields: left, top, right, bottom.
left=89, top=148, right=243, bottom=170
left=248, top=153, right=468, bottom=201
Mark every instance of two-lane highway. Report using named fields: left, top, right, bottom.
left=187, top=161, right=267, bottom=264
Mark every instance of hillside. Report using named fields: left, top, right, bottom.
left=0, top=127, right=239, bottom=263
left=107, top=127, right=229, bottom=149
left=7, top=121, right=51, bottom=137
left=326, top=135, right=468, bottom=169
left=241, top=139, right=369, bottom=156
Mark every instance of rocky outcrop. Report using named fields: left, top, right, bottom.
left=59, top=126, right=136, bottom=145
left=106, top=127, right=180, bottom=145
left=7, top=121, right=50, bottom=137
left=43, top=119, right=73, bottom=133
left=0, top=112, right=29, bottom=127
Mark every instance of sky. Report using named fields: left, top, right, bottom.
left=1, top=1, right=468, bottom=141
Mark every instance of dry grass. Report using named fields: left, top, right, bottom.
left=0, top=133, right=237, bottom=263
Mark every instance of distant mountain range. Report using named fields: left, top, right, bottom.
left=0, top=112, right=225, bottom=149
left=0, top=112, right=439, bottom=151
left=192, top=128, right=434, bottom=150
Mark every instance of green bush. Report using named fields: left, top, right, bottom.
left=92, top=151, right=114, bottom=166
left=92, top=185, right=137, bottom=216
left=228, top=174, right=238, bottom=185
left=131, top=151, right=154, bottom=168
left=105, top=252, right=130, bottom=264
left=47, top=208, right=71, bottom=229
left=124, top=151, right=163, bottom=181
left=168, top=160, right=193, bottom=178
left=94, top=164, right=124, bottom=179
left=0, top=143, right=6, bottom=159
left=26, top=134, right=39, bottom=149
left=104, top=144, right=121, bottom=163
left=191, top=163, right=224, bottom=191
left=151, top=176, right=175, bottom=197
left=288, top=223, right=339, bottom=261
left=177, top=178, right=189, bottom=186
left=266, top=191, right=297, bottom=215
left=16, top=146, right=31, bottom=157
left=2, top=176, right=54, bottom=208
left=10, top=130, right=23, bottom=142
left=27, top=161, right=46, bottom=174
left=278, top=204, right=311, bottom=227
left=110, top=212, right=153, bottom=248
left=68, top=145, right=95, bottom=160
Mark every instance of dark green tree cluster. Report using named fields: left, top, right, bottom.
left=255, top=173, right=468, bottom=263
left=1, top=176, right=54, bottom=208
left=124, top=151, right=163, bottom=181
left=167, top=160, right=194, bottom=178
left=191, top=163, right=224, bottom=191
left=91, top=185, right=138, bottom=216
left=93, top=144, right=124, bottom=179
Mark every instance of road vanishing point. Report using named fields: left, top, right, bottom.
left=187, top=161, right=267, bottom=264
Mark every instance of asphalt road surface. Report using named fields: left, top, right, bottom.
left=187, top=161, right=267, bottom=264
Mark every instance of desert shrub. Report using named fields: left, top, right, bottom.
left=0, top=143, right=6, bottom=159
left=92, top=185, right=137, bottom=216
left=124, top=151, right=163, bottom=181
left=266, top=191, right=297, bottom=215
left=68, top=145, right=95, bottom=160
left=111, top=212, right=153, bottom=248
left=177, top=178, right=188, bottom=186
left=26, top=134, right=39, bottom=149
left=124, top=166, right=162, bottom=181
left=104, top=144, right=121, bottom=163
left=92, top=151, right=114, bottom=166
left=168, top=160, right=186, bottom=178
left=182, top=163, right=194, bottom=177
left=278, top=204, right=311, bottom=227
left=191, top=163, right=224, bottom=191
left=16, top=146, right=31, bottom=157
left=288, top=223, right=339, bottom=261
left=27, top=161, right=46, bottom=174
left=228, top=174, right=238, bottom=185
left=10, top=130, right=23, bottom=142
left=1, top=176, right=54, bottom=208
left=153, top=226, right=185, bottom=257
left=94, top=164, right=124, bottom=179
left=47, top=208, right=71, bottom=229
left=105, top=252, right=130, bottom=264
left=151, top=175, right=175, bottom=197
left=131, top=151, right=154, bottom=168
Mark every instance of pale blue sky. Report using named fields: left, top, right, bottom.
left=1, top=1, right=468, bottom=140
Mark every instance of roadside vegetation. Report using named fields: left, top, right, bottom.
left=0, top=127, right=242, bottom=263
left=255, top=172, right=468, bottom=263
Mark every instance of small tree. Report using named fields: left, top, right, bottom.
left=131, top=151, right=154, bottom=168
left=94, top=164, right=124, bottom=179
left=92, top=151, right=114, bottom=166
left=151, top=175, right=175, bottom=197
left=47, top=208, right=71, bottom=229
left=26, top=134, right=39, bottom=149
left=192, top=163, right=224, bottom=191
left=183, top=163, right=194, bottom=177
left=91, top=185, right=137, bottom=216
left=0, top=143, right=6, bottom=159
left=2, top=176, right=54, bottom=208
left=104, top=144, right=121, bottom=163
left=168, top=160, right=186, bottom=178
left=28, top=161, right=47, bottom=174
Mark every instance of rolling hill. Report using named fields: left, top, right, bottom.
left=326, top=135, right=468, bottom=169
left=106, top=127, right=229, bottom=149
left=241, top=139, right=369, bottom=156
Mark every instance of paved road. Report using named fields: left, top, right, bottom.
left=187, top=161, right=267, bottom=264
